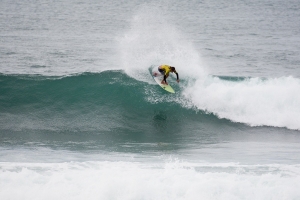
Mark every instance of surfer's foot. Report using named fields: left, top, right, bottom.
left=153, top=72, right=157, bottom=76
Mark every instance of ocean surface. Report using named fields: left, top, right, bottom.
left=1, top=0, right=300, bottom=199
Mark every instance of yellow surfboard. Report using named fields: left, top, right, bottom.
left=151, top=70, right=175, bottom=93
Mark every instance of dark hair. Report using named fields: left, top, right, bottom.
left=170, top=67, right=175, bottom=71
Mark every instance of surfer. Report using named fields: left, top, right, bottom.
left=158, top=65, right=179, bottom=85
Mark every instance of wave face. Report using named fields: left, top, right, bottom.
left=0, top=71, right=189, bottom=133
left=1, top=71, right=300, bottom=138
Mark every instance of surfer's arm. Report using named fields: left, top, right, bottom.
left=175, top=72, right=179, bottom=83
left=175, top=72, right=179, bottom=80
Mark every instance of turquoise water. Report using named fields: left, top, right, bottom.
left=1, top=0, right=300, bottom=199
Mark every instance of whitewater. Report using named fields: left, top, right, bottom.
left=1, top=0, right=300, bottom=199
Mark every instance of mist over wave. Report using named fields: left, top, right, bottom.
left=117, top=4, right=206, bottom=84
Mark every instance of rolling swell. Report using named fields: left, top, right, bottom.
left=1, top=71, right=297, bottom=152
left=0, top=71, right=144, bottom=111
left=0, top=71, right=233, bottom=152
left=0, top=71, right=185, bottom=115
left=0, top=71, right=218, bottom=131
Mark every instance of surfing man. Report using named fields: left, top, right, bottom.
left=158, top=65, right=179, bottom=85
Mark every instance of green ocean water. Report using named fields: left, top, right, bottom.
left=1, top=71, right=298, bottom=156
left=0, top=72, right=220, bottom=151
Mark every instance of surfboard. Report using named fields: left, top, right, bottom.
left=151, top=70, right=175, bottom=93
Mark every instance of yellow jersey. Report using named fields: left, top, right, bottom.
left=160, top=65, right=176, bottom=76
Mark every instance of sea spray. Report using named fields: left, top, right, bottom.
left=183, top=76, right=300, bottom=130
left=117, top=3, right=206, bottom=84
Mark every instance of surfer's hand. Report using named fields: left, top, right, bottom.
left=177, top=79, right=180, bottom=83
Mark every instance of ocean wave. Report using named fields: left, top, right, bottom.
left=0, top=71, right=299, bottom=131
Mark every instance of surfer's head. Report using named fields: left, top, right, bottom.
left=170, top=67, right=176, bottom=72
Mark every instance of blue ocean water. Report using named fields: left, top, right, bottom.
left=1, top=0, right=300, bottom=199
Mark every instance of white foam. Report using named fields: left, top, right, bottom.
left=1, top=161, right=300, bottom=200
left=183, top=76, right=300, bottom=130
